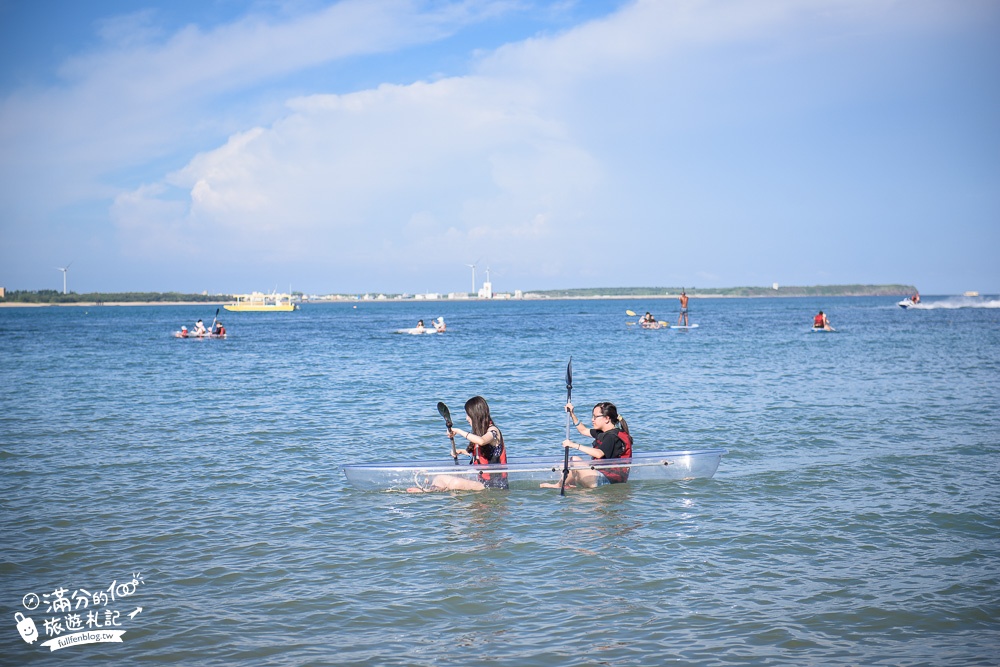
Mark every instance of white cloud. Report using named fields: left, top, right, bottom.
left=115, top=73, right=604, bottom=276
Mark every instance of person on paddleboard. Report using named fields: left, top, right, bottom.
left=178, top=326, right=189, bottom=338
left=541, top=401, right=632, bottom=489
left=213, top=321, right=226, bottom=337
left=813, top=310, right=833, bottom=331
left=193, top=319, right=208, bottom=336
left=433, top=317, right=446, bottom=332
left=678, top=291, right=690, bottom=327
left=408, top=396, right=507, bottom=492
left=415, top=319, right=425, bottom=333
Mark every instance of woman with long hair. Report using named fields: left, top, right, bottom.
left=408, top=396, right=507, bottom=492
left=541, top=401, right=632, bottom=489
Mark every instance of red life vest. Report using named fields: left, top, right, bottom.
left=600, top=430, right=632, bottom=484
left=814, top=314, right=825, bottom=327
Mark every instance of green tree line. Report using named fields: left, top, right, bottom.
left=526, top=284, right=918, bottom=298
left=1, top=290, right=233, bottom=304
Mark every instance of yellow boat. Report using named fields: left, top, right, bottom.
left=224, top=292, right=298, bottom=312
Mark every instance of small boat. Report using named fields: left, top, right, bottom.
left=342, top=448, right=727, bottom=492
left=897, top=298, right=915, bottom=309
left=174, top=331, right=226, bottom=339
left=394, top=327, right=441, bottom=335
left=224, top=292, right=298, bottom=312
left=964, top=291, right=980, bottom=297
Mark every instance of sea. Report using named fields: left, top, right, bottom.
left=1, top=295, right=998, bottom=666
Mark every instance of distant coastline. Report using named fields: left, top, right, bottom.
left=0, top=284, right=920, bottom=306
left=523, top=284, right=918, bottom=299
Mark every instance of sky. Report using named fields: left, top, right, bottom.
left=1, top=0, right=998, bottom=296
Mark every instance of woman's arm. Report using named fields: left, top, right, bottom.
left=562, top=439, right=604, bottom=458
left=566, top=403, right=590, bottom=436
left=450, top=427, right=495, bottom=447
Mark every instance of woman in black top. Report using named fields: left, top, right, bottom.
left=541, top=401, right=632, bottom=489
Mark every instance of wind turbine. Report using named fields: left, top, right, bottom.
left=56, top=262, right=72, bottom=294
left=465, top=258, right=482, bottom=296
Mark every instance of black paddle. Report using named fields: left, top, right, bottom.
left=210, top=308, right=219, bottom=335
left=561, top=357, right=573, bottom=495
left=438, top=401, right=458, bottom=465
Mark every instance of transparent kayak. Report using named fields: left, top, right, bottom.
left=342, top=448, right=727, bottom=492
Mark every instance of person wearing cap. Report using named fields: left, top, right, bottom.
left=178, top=326, right=189, bottom=338
left=434, top=317, right=446, bottom=332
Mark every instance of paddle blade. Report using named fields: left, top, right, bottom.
left=625, top=310, right=636, bottom=316
left=565, top=357, right=573, bottom=400
left=437, top=401, right=453, bottom=428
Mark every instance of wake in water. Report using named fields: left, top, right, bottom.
left=907, top=297, right=1000, bottom=309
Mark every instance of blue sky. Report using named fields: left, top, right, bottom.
left=1, top=0, right=997, bottom=296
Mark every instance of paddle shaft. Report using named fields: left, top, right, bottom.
left=561, top=358, right=572, bottom=496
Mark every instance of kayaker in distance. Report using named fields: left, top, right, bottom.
left=408, top=396, right=507, bottom=492
left=193, top=319, right=207, bottom=335
left=678, top=291, right=689, bottom=327
left=214, top=321, right=226, bottom=337
left=639, top=312, right=656, bottom=327
left=179, top=326, right=189, bottom=338
left=541, top=401, right=632, bottom=489
left=415, top=319, right=425, bottom=333
left=434, top=317, right=446, bottom=332
left=813, top=310, right=833, bottom=331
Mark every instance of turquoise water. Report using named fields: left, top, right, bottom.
left=1, top=296, right=998, bottom=666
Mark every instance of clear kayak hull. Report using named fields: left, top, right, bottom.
left=342, top=448, right=727, bottom=492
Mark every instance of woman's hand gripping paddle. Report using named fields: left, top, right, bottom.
left=560, top=358, right=573, bottom=495
left=438, top=402, right=458, bottom=465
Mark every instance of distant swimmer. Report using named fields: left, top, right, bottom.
left=813, top=310, right=833, bottom=331
left=678, top=291, right=689, bottom=327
